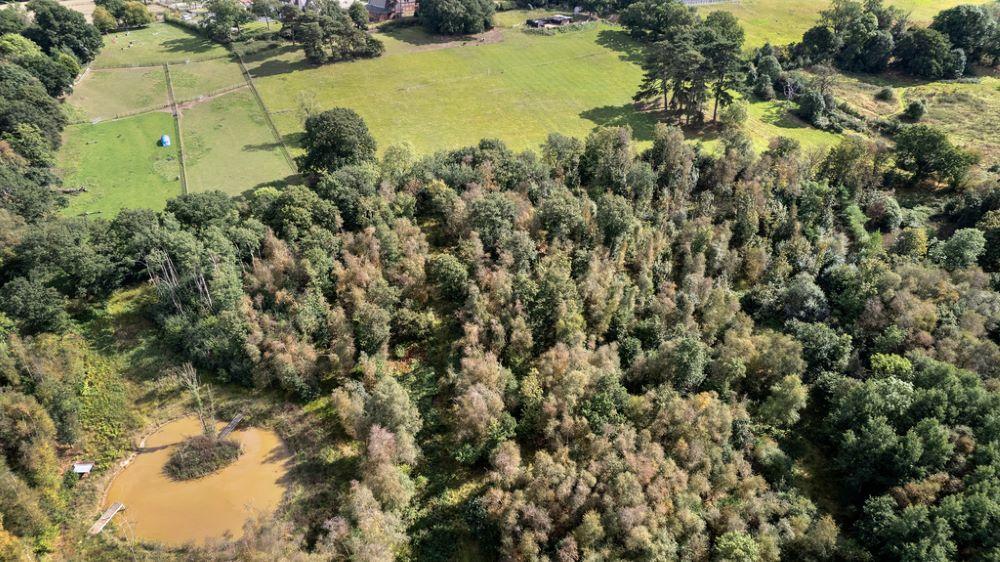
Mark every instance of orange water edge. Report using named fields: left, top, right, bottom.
left=103, top=416, right=291, bottom=546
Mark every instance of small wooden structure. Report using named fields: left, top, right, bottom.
left=72, top=461, right=95, bottom=478
left=218, top=413, right=245, bottom=440
left=526, top=14, right=574, bottom=28
left=89, top=502, right=125, bottom=535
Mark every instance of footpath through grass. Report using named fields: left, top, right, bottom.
left=58, top=111, right=183, bottom=216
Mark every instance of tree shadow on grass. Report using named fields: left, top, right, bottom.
left=240, top=43, right=299, bottom=65
left=249, top=173, right=302, bottom=191
left=596, top=28, right=644, bottom=65
left=161, top=36, right=221, bottom=56
left=283, top=130, right=305, bottom=149
left=243, top=141, right=285, bottom=152
left=580, top=103, right=658, bottom=142
left=379, top=26, right=477, bottom=46
left=757, top=101, right=814, bottom=131
left=245, top=56, right=313, bottom=78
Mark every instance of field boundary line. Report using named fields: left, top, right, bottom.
left=163, top=63, right=190, bottom=195
left=68, top=103, right=173, bottom=125
left=235, top=53, right=297, bottom=173
left=69, top=83, right=250, bottom=125
left=92, top=54, right=232, bottom=71
left=173, top=82, right=249, bottom=106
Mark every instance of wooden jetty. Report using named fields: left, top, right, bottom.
left=218, top=413, right=245, bottom=439
left=89, top=502, right=125, bottom=535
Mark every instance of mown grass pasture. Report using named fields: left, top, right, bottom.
left=182, top=89, right=295, bottom=194
left=58, top=111, right=183, bottom=216
left=67, top=67, right=169, bottom=121
left=249, top=22, right=656, bottom=154
left=168, top=57, right=248, bottom=102
left=92, top=23, right=230, bottom=68
left=249, top=18, right=840, bottom=157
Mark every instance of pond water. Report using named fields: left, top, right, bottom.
left=102, top=416, right=291, bottom=545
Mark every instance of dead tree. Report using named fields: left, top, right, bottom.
left=175, top=362, right=217, bottom=438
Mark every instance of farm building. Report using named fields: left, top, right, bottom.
left=526, top=14, right=574, bottom=28
left=367, top=0, right=417, bottom=21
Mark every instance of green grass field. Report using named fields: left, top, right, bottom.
left=249, top=23, right=657, bottom=154
left=67, top=67, right=168, bottom=121
left=92, top=23, right=230, bottom=68
left=58, top=7, right=992, bottom=217
left=699, top=0, right=993, bottom=48
left=745, top=99, right=843, bottom=151
left=906, top=77, right=1000, bottom=168
left=251, top=19, right=844, bottom=157
left=182, top=89, right=294, bottom=194
left=168, top=57, right=247, bottom=102
left=59, top=23, right=289, bottom=214
left=58, top=112, right=183, bottom=216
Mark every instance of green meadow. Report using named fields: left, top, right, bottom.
left=67, top=67, right=169, bottom=122
left=248, top=17, right=840, bottom=157
left=92, top=23, right=229, bottom=68
left=248, top=22, right=656, bottom=154
left=58, top=3, right=995, bottom=217
left=698, top=0, right=994, bottom=48
left=58, top=112, right=183, bottom=216
left=182, top=89, right=295, bottom=194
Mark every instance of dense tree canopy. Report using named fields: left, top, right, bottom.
left=297, top=107, right=378, bottom=175
left=420, top=0, right=494, bottom=35
left=3, top=3, right=1000, bottom=560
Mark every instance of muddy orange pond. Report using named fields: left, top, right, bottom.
left=103, top=416, right=291, bottom=545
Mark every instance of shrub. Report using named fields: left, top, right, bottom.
left=874, top=87, right=895, bottom=102
left=164, top=435, right=242, bottom=480
left=903, top=99, right=925, bottom=121
left=719, top=99, right=749, bottom=129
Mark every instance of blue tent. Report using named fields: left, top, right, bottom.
left=160, top=134, right=171, bottom=147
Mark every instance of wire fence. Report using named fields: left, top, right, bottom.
left=235, top=53, right=297, bottom=172
left=68, top=102, right=173, bottom=125
left=163, top=63, right=190, bottom=195
left=173, top=82, right=249, bottom=106
left=92, top=54, right=232, bottom=70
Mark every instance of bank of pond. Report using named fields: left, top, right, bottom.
left=101, top=416, right=291, bottom=546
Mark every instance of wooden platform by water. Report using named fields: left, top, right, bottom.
left=218, top=413, right=244, bottom=440
left=89, top=502, right=125, bottom=535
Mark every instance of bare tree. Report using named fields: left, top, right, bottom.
left=175, top=363, right=217, bottom=438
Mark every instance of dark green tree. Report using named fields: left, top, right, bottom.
left=894, top=125, right=976, bottom=186
left=22, top=0, right=101, bottom=63
left=894, top=27, right=965, bottom=79
left=420, top=0, right=494, bottom=35
left=297, top=108, right=377, bottom=175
